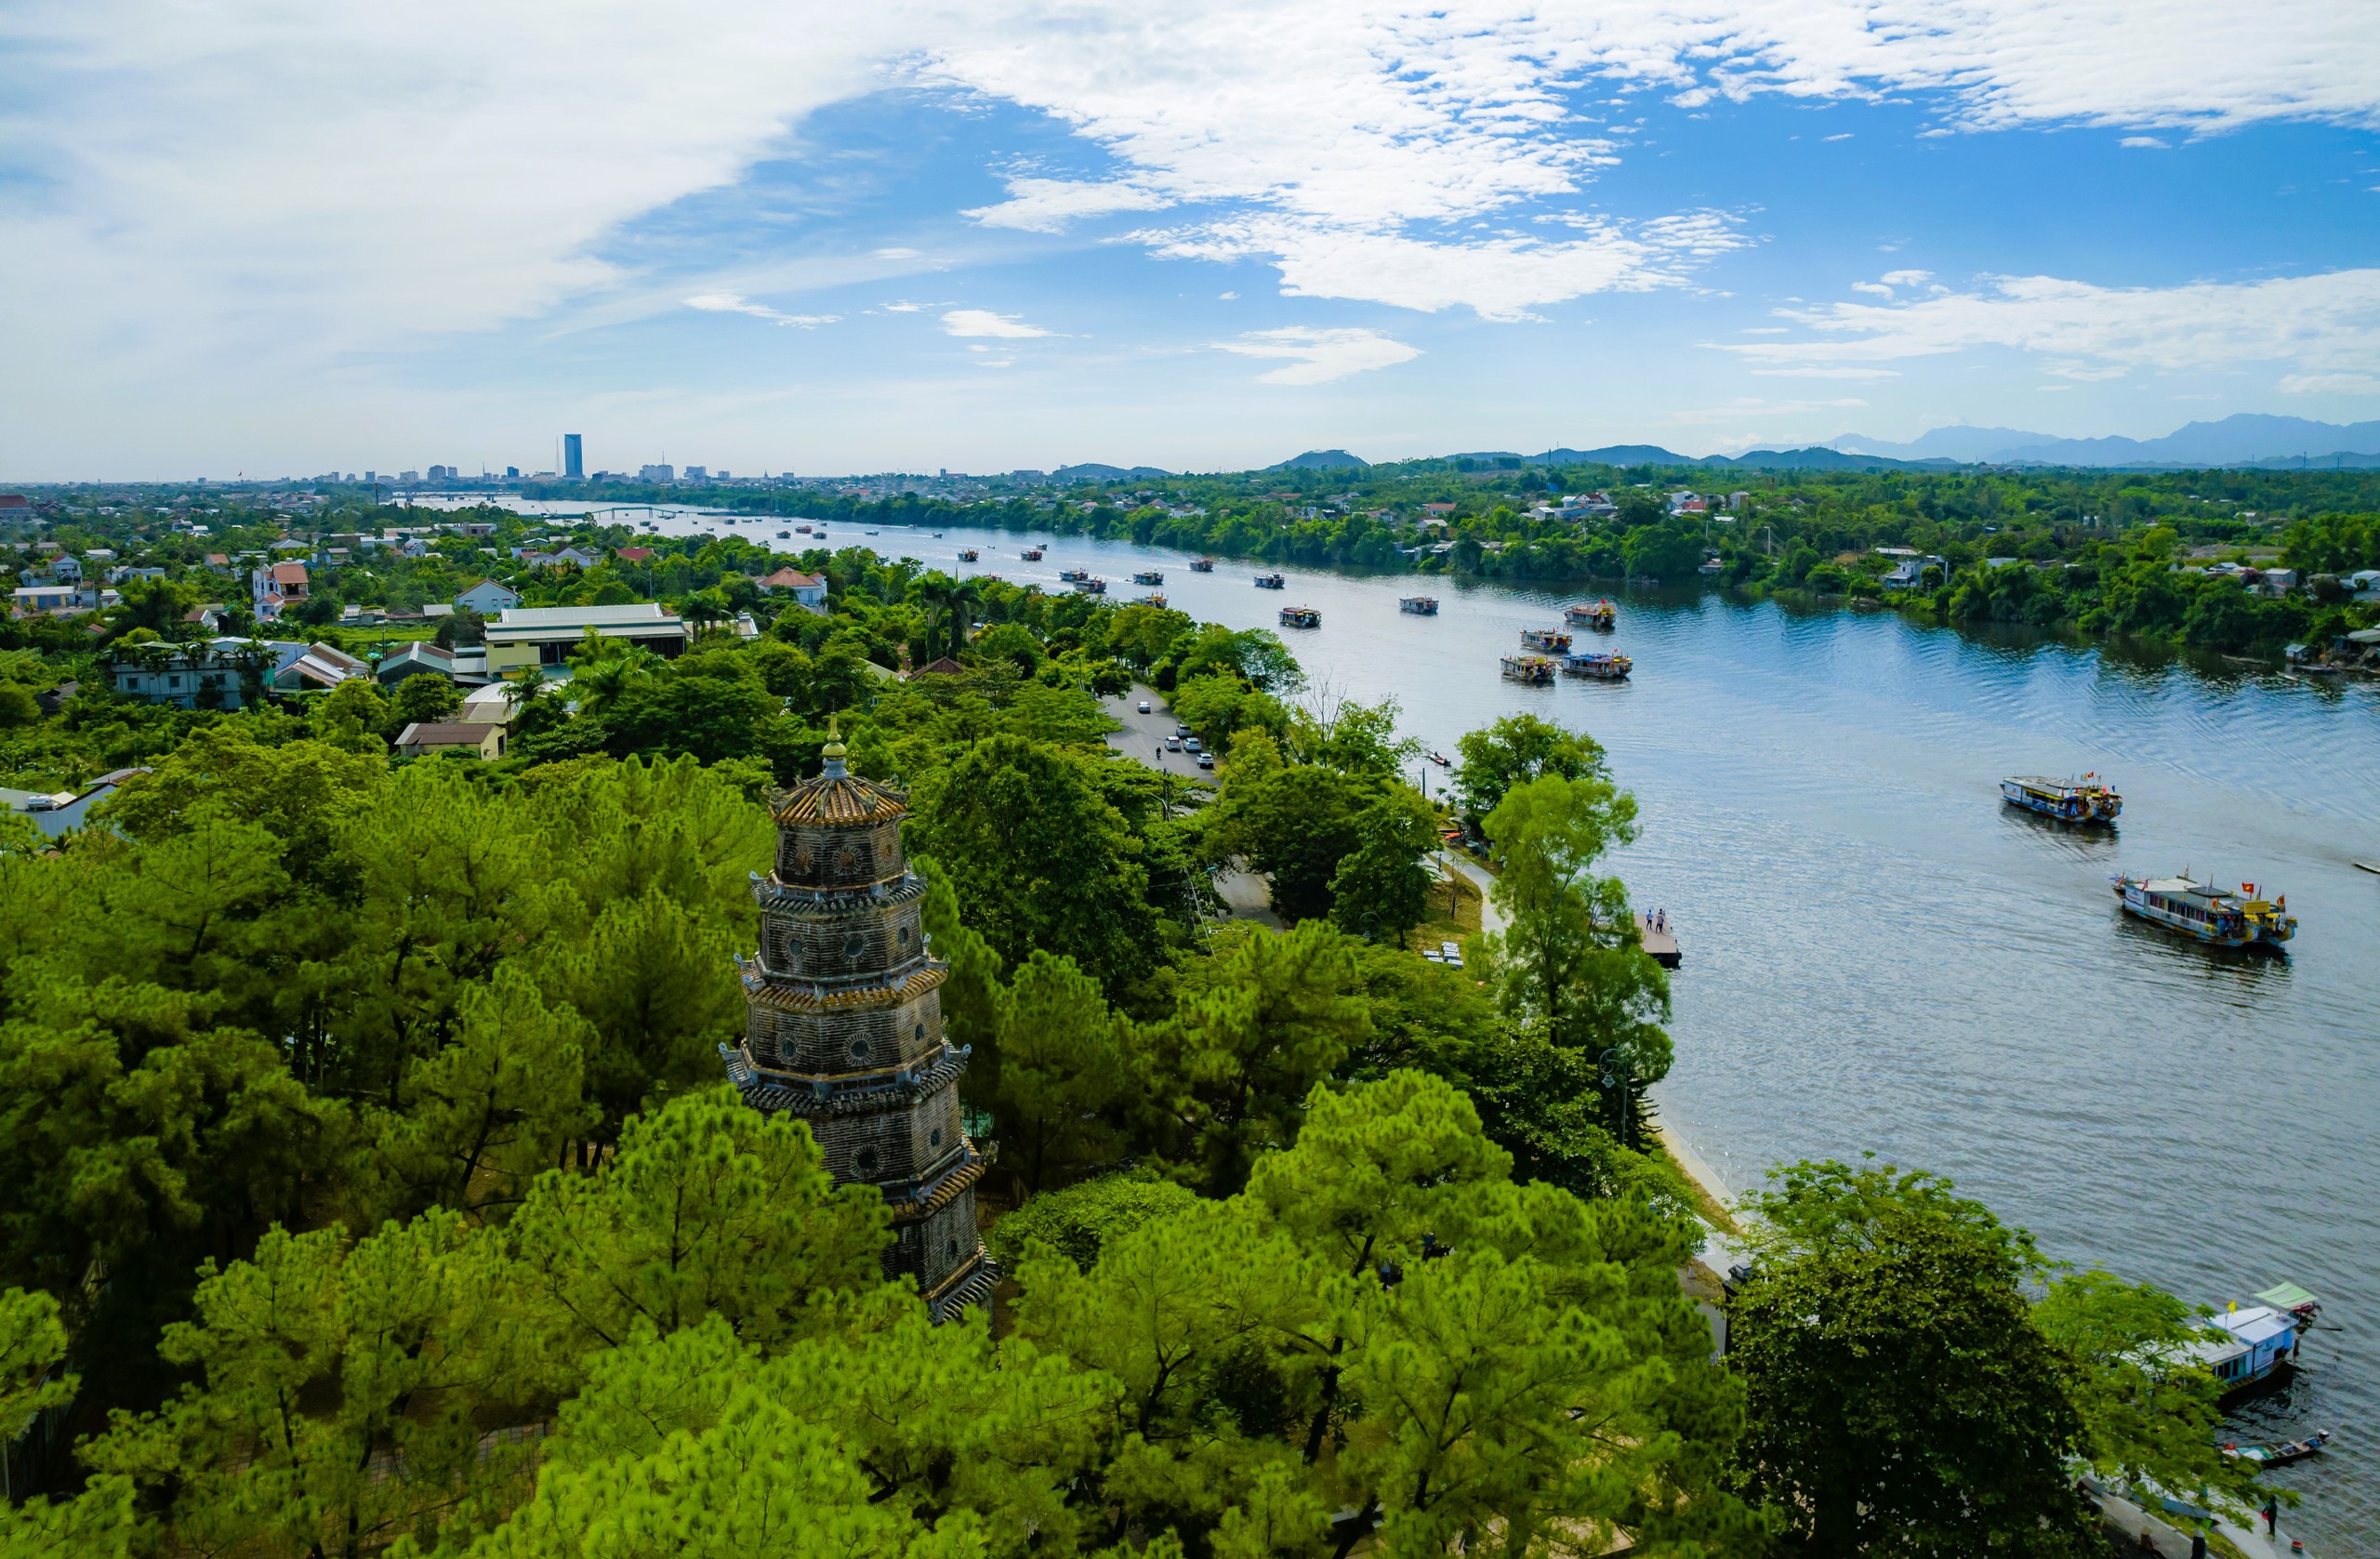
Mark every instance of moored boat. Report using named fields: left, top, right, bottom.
left=2002, top=773, right=2122, bottom=824
left=1137, top=593, right=1167, bottom=608
left=1279, top=605, right=1320, bottom=628
left=2110, top=873, right=2296, bottom=949
left=1254, top=571, right=1286, bottom=589
left=1132, top=569, right=1164, bottom=586
left=1400, top=595, right=1439, bottom=614
left=1190, top=557, right=1216, bottom=572
left=1562, top=651, right=1632, bottom=680
left=1522, top=628, right=1573, bottom=653
left=2225, top=1429, right=2330, bottom=1467
left=1073, top=576, right=1107, bottom=595
left=1566, top=599, right=1617, bottom=629
left=1501, top=654, right=1556, bottom=683
left=2189, top=1285, right=2320, bottom=1394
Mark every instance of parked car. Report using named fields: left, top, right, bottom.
left=1183, top=737, right=1201, bottom=753
left=1197, top=751, right=1215, bottom=770
left=1137, top=699, right=1152, bottom=714
left=1175, top=724, right=1193, bottom=738
left=1167, top=736, right=1183, bottom=750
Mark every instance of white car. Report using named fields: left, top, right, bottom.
left=1138, top=699, right=1152, bottom=713
left=1197, top=751, right=1215, bottom=770
left=1167, top=735, right=1183, bottom=750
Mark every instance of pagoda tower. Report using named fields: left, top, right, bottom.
left=723, top=729, right=996, bottom=1320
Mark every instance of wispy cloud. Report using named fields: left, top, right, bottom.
left=941, top=308, right=1056, bottom=338
left=2279, top=372, right=2380, bottom=394
left=1725, top=269, right=2380, bottom=377
left=682, top=292, right=837, bottom=326
left=2122, top=136, right=2171, bottom=149
left=872, top=246, right=923, bottom=259
left=964, top=177, right=1171, bottom=232
left=1212, top=326, right=1420, bottom=384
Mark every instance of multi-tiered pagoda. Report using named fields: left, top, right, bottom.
left=723, top=730, right=996, bottom=1320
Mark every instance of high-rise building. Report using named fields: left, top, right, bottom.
left=684, top=465, right=707, bottom=481
left=506, top=466, right=520, bottom=479
left=722, top=731, right=997, bottom=1322
left=640, top=463, right=674, bottom=482
left=562, top=434, right=584, bottom=480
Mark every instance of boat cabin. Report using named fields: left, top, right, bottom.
left=2189, top=1304, right=2304, bottom=1390
left=1279, top=605, right=1320, bottom=628
left=1400, top=596, right=1439, bottom=614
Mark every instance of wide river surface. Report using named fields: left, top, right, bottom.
left=630, top=508, right=2380, bottom=1547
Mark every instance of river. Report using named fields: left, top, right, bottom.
left=652, top=510, right=2380, bottom=1548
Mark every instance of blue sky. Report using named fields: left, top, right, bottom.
left=4, top=0, right=2377, bottom=478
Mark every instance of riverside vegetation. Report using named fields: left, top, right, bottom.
left=0, top=519, right=2293, bottom=1554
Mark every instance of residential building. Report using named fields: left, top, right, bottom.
left=458, top=682, right=518, bottom=724
left=454, top=578, right=522, bottom=614
left=640, top=464, right=675, bottom=482
left=48, top=556, right=84, bottom=583
left=395, top=721, right=506, bottom=760
left=109, top=638, right=308, bottom=708
left=683, top=465, right=707, bottom=480
left=1, top=768, right=150, bottom=839
left=615, top=547, right=654, bottom=564
left=376, top=641, right=458, bottom=685
left=10, top=583, right=85, bottom=616
left=272, top=641, right=371, bottom=693
left=563, top=434, right=584, bottom=479
left=251, top=561, right=309, bottom=618
left=0, top=495, right=32, bottom=520
left=755, top=566, right=828, bottom=613
left=482, top=602, right=689, bottom=673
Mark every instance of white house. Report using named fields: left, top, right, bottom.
left=251, top=561, right=310, bottom=618
left=109, top=638, right=309, bottom=709
left=755, top=567, right=828, bottom=613
left=454, top=579, right=522, bottom=614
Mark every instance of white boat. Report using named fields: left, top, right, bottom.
left=2002, top=773, right=2121, bottom=824
left=2111, top=873, right=2295, bottom=949
left=2188, top=1285, right=2320, bottom=1393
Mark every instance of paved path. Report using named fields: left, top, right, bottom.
left=1436, top=850, right=1505, bottom=936
left=1099, top=685, right=1278, bottom=928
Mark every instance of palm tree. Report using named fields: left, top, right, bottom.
left=946, top=577, right=984, bottom=661
left=681, top=589, right=732, bottom=641
left=574, top=644, right=662, bottom=720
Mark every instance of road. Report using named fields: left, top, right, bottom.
left=1100, top=686, right=1279, bottom=928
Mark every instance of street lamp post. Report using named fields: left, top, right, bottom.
left=1599, top=1047, right=1633, bottom=1151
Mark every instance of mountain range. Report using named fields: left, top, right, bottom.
left=1826, top=414, right=2380, bottom=469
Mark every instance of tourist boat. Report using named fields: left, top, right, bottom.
left=776, top=530, right=790, bottom=539
left=1073, top=576, right=1107, bottom=595
left=958, top=548, right=979, bottom=562
left=2191, top=1285, right=2320, bottom=1394
left=1501, top=654, right=1556, bottom=683
left=2225, top=1429, right=2330, bottom=1468
left=1279, top=605, right=1320, bottom=629
left=1022, top=547, right=1044, bottom=560
left=1132, top=569, right=1164, bottom=586
left=1058, top=566, right=1090, bottom=582
left=797, top=523, right=813, bottom=534
left=1137, top=593, right=1167, bottom=608
left=1254, top=571, right=1286, bottom=589
left=1400, top=596, right=1439, bottom=614
left=1562, top=651, right=1633, bottom=680
left=1521, top=628, right=1572, bottom=653
left=2002, top=773, right=2122, bottom=824
left=1190, top=557, right=1216, bottom=573
left=1566, top=600, right=1618, bottom=629
left=2110, top=873, right=2296, bottom=949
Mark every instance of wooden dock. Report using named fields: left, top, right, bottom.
left=1638, top=912, right=1680, bottom=968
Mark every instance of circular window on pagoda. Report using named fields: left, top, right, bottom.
left=913, top=1022, right=925, bottom=1042
left=791, top=845, right=814, bottom=874
left=849, top=1038, right=869, bottom=1063
left=842, top=932, right=865, bottom=959
left=834, top=847, right=858, bottom=876
left=854, top=1147, right=881, bottom=1177
left=898, top=925, right=911, bottom=945
left=929, top=1127, right=943, bottom=1148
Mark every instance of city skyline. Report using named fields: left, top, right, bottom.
left=5, top=0, right=2377, bottom=479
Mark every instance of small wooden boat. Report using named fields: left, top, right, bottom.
left=1022, top=547, right=1043, bottom=560
left=2111, top=873, right=2295, bottom=949
left=1400, top=595, right=1439, bottom=614
left=2353, top=860, right=2380, bottom=876
left=958, top=548, right=979, bottom=562
left=2224, top=1429, right=2330, bottom=1468
left=1562, top=651, right=1632, bottom=680
left=1566, top=600, right=1617, bottom=629
left=1279, top=605, right=1320, bottom=628
left=1501, top=654, right=1556, bottom=683
left=1132, top=569, right=1164, bottom=586
left=2002, top=773, right=2121, bottom=824
left=1522, top=628, right=1572, bottom=653
left=1429, top=751, right=1450, bottom=767
left=1190, top=557, right=1216, bottom=573
left=1254, top=572, right=1286, bottom=589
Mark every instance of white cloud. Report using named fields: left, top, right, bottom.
left=1823, top=132, right=1854, bottom=141
left=883, top=301, right=926, bottom=312
left=1879, top=269, right=1932, bottom=286
left=872, top=246, right=923, bottom=258
left=1726, top=270, right=2380, bottom=378
left=963, top=177, right=1171, bottom=231
left=683, top=292, right=837, bottom=326
left=1748, top=365, right=1901, bottom=378
left=2122, top=136, right=2171, bottom=148
left=1212, top=326, right=1420, bottom=385
left=941, top=308, right=1055, bottom=337
left=1851, top=281, right=1897, bottom=297
left=2279, top=372, right=2380, bottom=395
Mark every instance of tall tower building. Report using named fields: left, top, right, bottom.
left=562, top=434, right=584, bottom=480
left=723, top=731, right=997, bottom=1320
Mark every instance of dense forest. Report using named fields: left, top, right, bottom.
left=0, top=496, right=2313, bottom=1554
